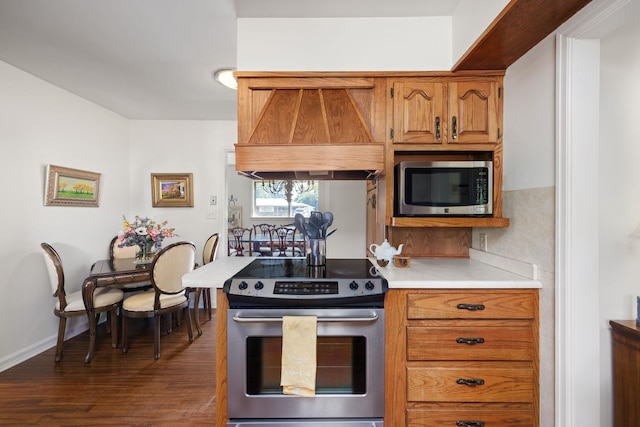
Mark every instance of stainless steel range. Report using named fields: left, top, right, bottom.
left=223, top=258, right=388, bottom=427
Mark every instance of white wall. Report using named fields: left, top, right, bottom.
left=237, top=17, right=452, bottom=71
left=452, top=0, right=510, bottom=61
left=0, top=60, right=130, bottom=368
left=598, top=18, right=640, bottom=426
left=128, top=120, right=236, bottom=261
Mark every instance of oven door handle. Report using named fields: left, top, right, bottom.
left=232, top=312, right=379, bottom=323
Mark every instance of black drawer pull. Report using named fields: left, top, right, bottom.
left=457, top=303, right=485, bottom=311
left=456, top=337, right=485, bottom=345
left=456, top=378, right=485, bottom=386
left=456, top=421, right=485, bottom=427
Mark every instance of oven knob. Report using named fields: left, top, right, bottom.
left=238, top=281, right=248, bottom=290
left=254, top=281, right=264, bottom=290
left=349, top=281, right=359, bottom=291
left=365, top=281, right=375, bottom=291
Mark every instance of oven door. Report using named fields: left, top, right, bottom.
left=227, top=308, right=384, bottom=420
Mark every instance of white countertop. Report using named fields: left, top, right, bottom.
left=182, top=254, right=541, bottom=289
left=182, top=256, right=254, bottom=288
left=377, top=257, right=540, bottom=288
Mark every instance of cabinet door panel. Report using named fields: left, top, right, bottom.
left=407, top=409, right=535, bottom=427
left=407, top=326, right=534, bottom=361
left=448, top=81, right=499, bottom=144
left=407, top=366, right=534, bottom=402
left=407, top=291, right=535, bottom=320
left=393, top=81, right=445, bottom=144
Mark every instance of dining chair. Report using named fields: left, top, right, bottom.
left=272, top=226, right=303, bottom=257
left=41, top=242, right=124, bottom=363
left=228, top=227, right=253, bottom=256
left=109, top=236, right=152, bottom=292
left=121, top=241, right=195, bottom=360
left=191, top=233, right=218, bottom=335
left=252, top=223, right=274, bottom=256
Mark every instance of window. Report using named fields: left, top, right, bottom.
left=253, top=180, right=319, bottom=218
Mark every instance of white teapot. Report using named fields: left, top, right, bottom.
left=369, top=239, right=404, bottom=261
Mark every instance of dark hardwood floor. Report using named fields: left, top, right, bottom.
left=0, top=310, right=216, bottom=426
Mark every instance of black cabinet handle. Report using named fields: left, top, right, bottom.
left=456, top=378, right=485, bottom=386
left=452, top=115, right=457, bottom=139
left=456, top=337, right=485, bottom=345
left=456, top=303, right=485, bottom=311
left=435, top=116, right=440, bottom=140
left=456, top=421, right=485, bottom=427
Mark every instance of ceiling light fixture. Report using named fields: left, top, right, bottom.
left=213, top=68, right=237, bottom=90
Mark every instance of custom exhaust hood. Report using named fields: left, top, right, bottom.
left=234, top=75, right=385, bottom=180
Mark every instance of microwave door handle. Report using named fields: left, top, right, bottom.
left=232, top=312, right=379, bottom=323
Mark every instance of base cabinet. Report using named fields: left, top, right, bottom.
left=385, top=289, right=540, bottom=426
left=610, top=320, right=640, bottom=427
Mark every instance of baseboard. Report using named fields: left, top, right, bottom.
left=0, top=319, right=89, bottom=373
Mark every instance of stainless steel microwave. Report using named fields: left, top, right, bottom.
left=395, top=160, right=493, bottom=216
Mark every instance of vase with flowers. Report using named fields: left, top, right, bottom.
left=117, top=215, right=176, bottom=264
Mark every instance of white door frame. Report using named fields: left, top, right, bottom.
left=555, top=0, right=634, bottom=425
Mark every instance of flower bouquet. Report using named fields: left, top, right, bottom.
left=117, top=215, right=176, bottom=264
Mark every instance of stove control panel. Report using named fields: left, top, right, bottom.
left=224, top=277, right=387, bottom=300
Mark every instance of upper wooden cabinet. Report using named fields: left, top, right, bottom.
left=391, top=80, right=445, bottom=144
left=448, top=79, right=501, bottom=144
left=390, top=76, right=503, bottom=146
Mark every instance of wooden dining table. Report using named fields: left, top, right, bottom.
left=81, top=257, right=151, bottom=363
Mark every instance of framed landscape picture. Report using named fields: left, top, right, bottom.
left=228, top=206, right=242, bottom=227
left=44, top=164, right=102, bottom=207
left=151, top=173, right=194, bottom=207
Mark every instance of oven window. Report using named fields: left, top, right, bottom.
left=246, top=336, right=367, bottom=395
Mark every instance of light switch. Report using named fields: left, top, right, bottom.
left=207, top=207, right=217, bottom=219
left=210, top=195, right=217, bottom=206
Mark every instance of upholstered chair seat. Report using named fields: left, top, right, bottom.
left=57, top=287, right=123, bottom=312
left=122, top=291, right=187, bottom=312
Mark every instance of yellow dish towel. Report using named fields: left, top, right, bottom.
left=280, top=315, right=317, bottom=397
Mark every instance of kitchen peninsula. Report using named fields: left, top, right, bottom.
left=182, top=254, right=541, bottom=427
left=182, top=252, right=541, bottom=291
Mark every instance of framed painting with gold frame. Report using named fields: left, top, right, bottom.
left=44, top=164, right=102, bottom=207
left=151, top=173, right=194, bottom=207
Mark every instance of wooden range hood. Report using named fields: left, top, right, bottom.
left=234, top=74, right=385, bottom=180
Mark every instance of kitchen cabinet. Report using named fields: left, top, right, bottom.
left=390, top=77, right=502, bottom=146
left=385, top=288, right=539, bottom=426
left=384, top=74, right=507, bottom=237
left=390, top=80, right=445, bottom=144
left=610, top=320, right=640, bottom=427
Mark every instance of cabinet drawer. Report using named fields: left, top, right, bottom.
left=407, top=366, right=534, bottom=402
left=407, top=326, right=534, bottom=361
left=407, top=409, right=534, bottom=427
left=407, top=291, right=534, bottom=320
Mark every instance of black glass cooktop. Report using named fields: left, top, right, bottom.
left=225, top=258, right=388, bottom=308
left=231, top=258, right=380, bottom=280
